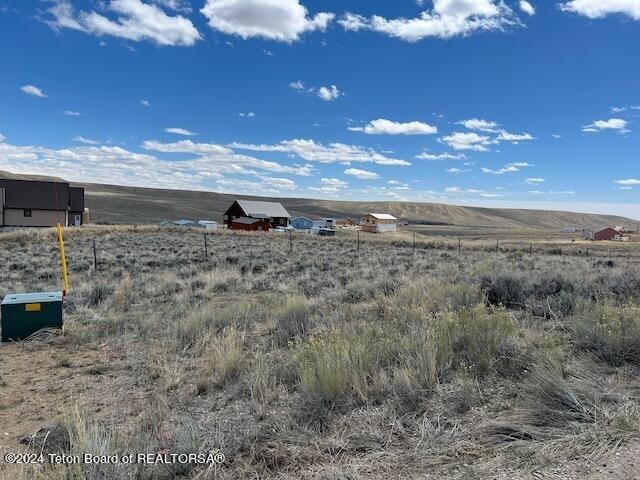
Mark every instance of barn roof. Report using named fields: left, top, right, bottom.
left=236, top=200, right=291, bottom=218
left=369, top=213, right=397, bottom=220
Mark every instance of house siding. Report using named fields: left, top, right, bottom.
left=3, top=208, right=67, bottom=227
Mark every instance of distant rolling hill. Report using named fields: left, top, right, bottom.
left=77, top=183, right=637, bottom=230
left=0, top=171, right=635, bottom=229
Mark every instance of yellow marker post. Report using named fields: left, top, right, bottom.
left=57, top=223, right=69, bottom=297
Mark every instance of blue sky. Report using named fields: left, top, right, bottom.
left=1, top=0, right=639, bottom=217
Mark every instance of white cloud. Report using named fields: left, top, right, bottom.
left=140, top=99, right=151, bottom=107
left=339, top=0, right=520, bottom=42
left=200, top=0, right=334, bottom=42
left=337, top=13, right=368, bottom=31
left=344, top=167, right=379, bottom=180
left=321, top=177, right=348, bottom=188
left=153, top=0, right=192, bottom=13
left=415, top=152, right=466, bottom=161
left=481, top=161, right=533, bottom=174
left=611, top=105, right=640, bottom=113
left=72, top=136, right=100, bottom=145
left=582, top=118, right=629, bottom=133
left=526, top=177, right=545, bottom=184
left=238, top=112, right=256, bottom=117
left=258, top=176, right=297, bottom=190
left=289, top=80, right=305, bottom=91
left=290, top=81, right=342, bottom=101
left=459, top=118, right=498, bottom=131
left=316, top=85, right=341, bottom=101
left=529, top=190, right=575, bottom=195
left=519, top=1, right=536, bottom=16
left=142, top=139, right=313, bottom=176
left=444, top=186, right=486, bottom=194
left=144, top=139, right=231, bottom=155
left=20, top=85, right=48, bottom=98
left=614, top=178, right=640, bottom=185
left=560, top=0, right=640, bottom=20
left=0, top=139, right=216, bottom=191
left=350, top=118, right=437, bottom=135
left=47, top=0, right=201, bottom=46
left=459, top=119, right=535, bottom=144
left=446, top=167, right=470, bottom=173
left=496, top=130, right=535, bottom=142
left=229, top=138, right=412, bottom=166
left=62, top=110, right=82, bottom=116
left=440, top=131, right=493, bottom=151
left=309, top=177, right=349, bottom=194
left=165, top=127, right=196, bottom=136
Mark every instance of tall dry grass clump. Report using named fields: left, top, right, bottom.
left=273, top=295, right=313, bottom=346
left=572, top=302, right=640, bottom=366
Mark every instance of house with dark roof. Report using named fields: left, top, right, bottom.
left=0, top=179, right=86, bottom=227
left=223, top=200, right=291, bottom=229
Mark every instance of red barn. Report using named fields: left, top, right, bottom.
left=593, top=228, right=621, bottom=241
left=230, top=217, right=270, bottom=231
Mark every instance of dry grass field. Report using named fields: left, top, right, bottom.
left=1, top=226, right=640, bottom=479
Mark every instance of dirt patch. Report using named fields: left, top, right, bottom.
left=0, top=334, right=152, bottom=457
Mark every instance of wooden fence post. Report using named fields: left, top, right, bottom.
left=496, top=240, right=499, bottom=252
left=357, top=230, right=360, bottom=254
left=289, top=230, right=293, bottom=254
left=204, top=233, right=208, bottom=258
left=412, top=232, right=416, bottom=255
left=529, top=243, right=532, bottom=256
left=93, top=239, right=98, bottom=270
left=458, top=237, right=461, bottom=255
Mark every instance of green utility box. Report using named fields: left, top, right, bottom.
left=1, top=292, right=63, bottom=342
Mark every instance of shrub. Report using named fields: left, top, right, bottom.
left=198, top=327, right=246, bottom=388
left=298, top=333, right=363, bottom=407
left=112, top=276, right=134, bottom=311
left=480, top=272, right=526, bottom=307
left=440, top=305, right=519, bottom=377
left=526, top=359, right=598, bottom=425
left=86, top=284, right=114, bottom=307
left=572, top=302, right=640, bottom=366
left=174, top=303, right=249, bottom=349
left=273, top=296, right=313, bottom=346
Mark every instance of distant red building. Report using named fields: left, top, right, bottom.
left=230, top=217, right=270, bottom=231
left=593, top=227, right=622, bottom=241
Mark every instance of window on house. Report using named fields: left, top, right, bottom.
left=24, top=209, right=32, bottom=217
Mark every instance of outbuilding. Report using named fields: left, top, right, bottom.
left=198, top=220, right=218, bottom=231
left=223, top=200, right=291, bottom=229
left=361, top=213, right=398, bottom=233
left=230, top=217, right=270, bottom=231
left=593, top=227, right=623, bottom=241
left=291, top=216, right=314, bottom=230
